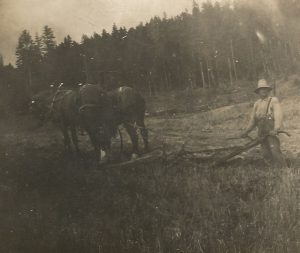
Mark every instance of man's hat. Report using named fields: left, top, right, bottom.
left=255, top=79, right=272, bottom=93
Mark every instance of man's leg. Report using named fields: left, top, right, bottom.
left=266, top=136, right=287, bottom=168
left=261, top=139, right=273, bottom=166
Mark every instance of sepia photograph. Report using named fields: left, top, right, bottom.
left=0, top=0, right=299, bottom=252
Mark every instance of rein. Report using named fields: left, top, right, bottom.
left=50, top=90, right=73, bottom=111
left=78, top=103, right=101, bottom=113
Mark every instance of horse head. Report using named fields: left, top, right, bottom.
left=30, top=86, right=56, bottom=124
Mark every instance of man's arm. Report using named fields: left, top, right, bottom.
left=272, top=97, right=283, bottom=133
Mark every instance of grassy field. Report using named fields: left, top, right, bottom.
left=0, top=76, right=300, bottom=252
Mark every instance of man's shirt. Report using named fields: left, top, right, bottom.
left=246, top=96, right=283, bottom=131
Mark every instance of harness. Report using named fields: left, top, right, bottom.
left=265, top=97, right=273, bottom=118
left=257, top=97, right=274, bottom=137
left=49, top=86, right=100, bottom=115
left=50, top=89, right=73, bottom=112
left=77, top=85, right=107, bottom=114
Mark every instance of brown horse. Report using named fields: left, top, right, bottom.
left=50, top=88, right=81, bottom=153
left=31, top=84, right=112, bottom=163
left=77, top=84, right=114, bottom=162
left=75, top=85, right=149, bottom=161
left=106, top=86, right=149, bottom=159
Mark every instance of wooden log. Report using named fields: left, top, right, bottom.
left=147, top=108, right=178, bottom=117
left=184, top=145, right=243, bottom=154
left=106, top=149, right=164, bottom=169
left=215, top=138, right=263, bottom=166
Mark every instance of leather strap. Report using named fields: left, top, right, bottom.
left=265, top=97, right=272, bottom=116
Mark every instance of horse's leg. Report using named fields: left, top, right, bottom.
left=60, top=124, right=71, bottom=152
left=98, top=126, right=113, bottom=163
left=88, top=132, right=101, bottom=165
left=70, top=126, right=80, bottom=155
left=100, top=146, right=111, bottom=164
left=137, top=114, right=149, bottom=153
left=99, top=144, right=112, bottom=165
left=124, top=123, right=139, bottom=159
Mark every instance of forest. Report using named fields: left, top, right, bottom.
left=0, top=0, right=300, bottom=114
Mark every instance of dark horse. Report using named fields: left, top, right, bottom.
left=30, top=84, right=149, bottom=162
left=31, top=84, right=112, bottom=163
left=105, top=86, right=149, bottom=159
left=78, top=85, right=149, bottom=160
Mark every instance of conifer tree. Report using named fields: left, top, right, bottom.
left=41, top=25, right=56, bottom=55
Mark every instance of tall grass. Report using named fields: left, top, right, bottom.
left=87, top=161, right=299, bottom=253
left=2, top=146, right=298, bottom=252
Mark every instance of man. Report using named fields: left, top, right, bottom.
left=241, top=79, right=286, bottom=167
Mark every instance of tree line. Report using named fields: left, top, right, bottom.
left=0, top=0, right=299, bottom=114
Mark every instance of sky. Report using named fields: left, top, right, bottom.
left=0, top=0, right=202, bottom=65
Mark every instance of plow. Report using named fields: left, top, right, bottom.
left=183, top=130, right=291, bottom=167
left=106, top=130, right=291, bottom=169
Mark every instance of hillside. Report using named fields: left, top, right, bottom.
left=0, top=76, right=299, bottom=252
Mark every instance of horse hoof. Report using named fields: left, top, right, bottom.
left=131, top=153, right=139, bottom=160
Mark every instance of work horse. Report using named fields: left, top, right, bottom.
left=75, top=84, right=150, bottom=160
left=31, top=83, right=112, bottom=163
left=30, top=84, right=149, bottom=163
left=106, top=86, right=149, bottom=159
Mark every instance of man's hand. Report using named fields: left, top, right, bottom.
left=269, top=129, right=279, bottom=136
